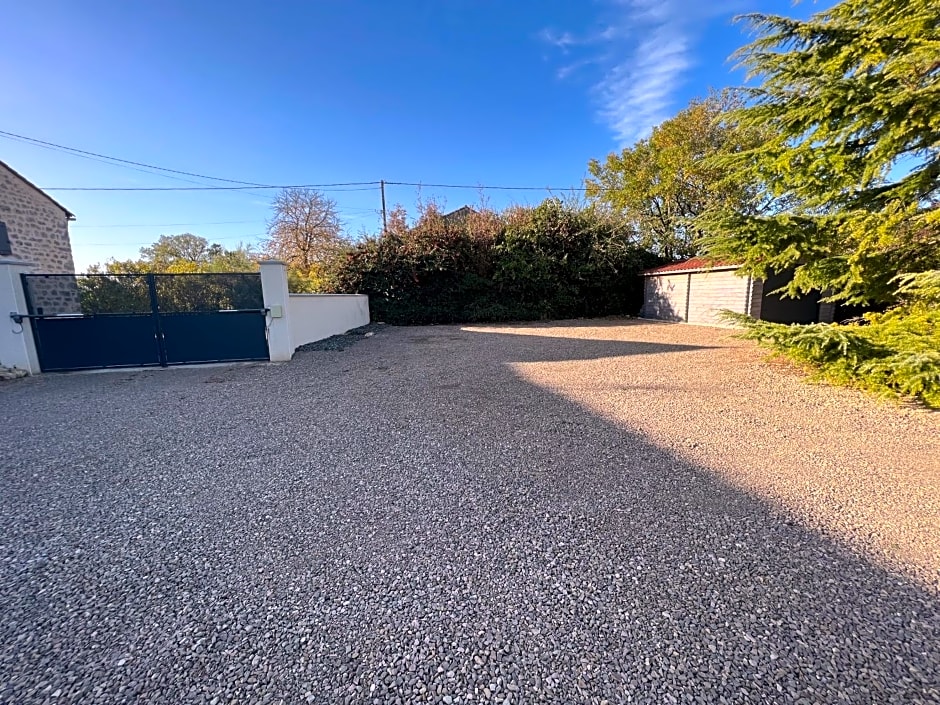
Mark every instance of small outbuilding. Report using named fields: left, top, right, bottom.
left=640, top=257, right=834, bottom=326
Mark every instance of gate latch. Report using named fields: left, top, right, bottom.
left=10, top=312, right=25, bottom=325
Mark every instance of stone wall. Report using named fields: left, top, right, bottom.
left=22, top=275, right=82, bottom=315
left=0, top=162, right=76, bottom=274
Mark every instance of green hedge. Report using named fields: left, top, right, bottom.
left=327, top=200, right=659, bottom=325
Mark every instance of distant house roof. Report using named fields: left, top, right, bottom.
left=642, top=257, right=739, bottom=276
left=442, top=205, right=476, bottom=223
left=0, top=160, right=75, bottom=219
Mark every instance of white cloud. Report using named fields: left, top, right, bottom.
left=598, top=24, right=692, bottom=144
left=541, top=0, right=737, bottom=145
left=538, top=28, right=578, bottom=52
left=556, top=57, right=596, bottom=80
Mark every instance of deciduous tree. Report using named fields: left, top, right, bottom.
left=586, top=93, right=766, bottom=260
left=139, top=234, right=216, bottom=270
left=264, top=188, right=348, bottom=288
left=99, top=234, right=257, bottom=274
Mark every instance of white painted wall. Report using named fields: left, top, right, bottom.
left=260, top=261, right=293, bottom=362
left=288, top=294, right=370, bottom=350
left=259, top=261, right=370, bottom=360
left=0, top=258, right=40, bottom=374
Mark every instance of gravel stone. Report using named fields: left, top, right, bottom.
left=293, top=323, right=385, bottom=353
left=0, top=320, right=938, bottom=704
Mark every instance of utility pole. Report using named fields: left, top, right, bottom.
left=380, top=179, right=388, bottom=233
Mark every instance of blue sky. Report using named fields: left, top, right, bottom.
left=1, top=0, right=826, bottom=271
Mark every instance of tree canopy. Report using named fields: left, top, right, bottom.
left=699, top=0, right=940, bottom=303
left=264, top=188, right=348, bottom=291
left=94, top=234, right=257, bottom=274
left=585, top=93, right=767, bottom=260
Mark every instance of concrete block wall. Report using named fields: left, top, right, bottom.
left=644, top=269, right=838, bottom=327
left=746, top=277, right=763, bottom=320
left=643, top=268, right=752, bottom=326
left=685, top=270, right=752, bottom=326
left=0, top=162, right=76, bottom=274
left=818, top=302, right=836, bottom=323
left=642, top=273, right=689, bottom=321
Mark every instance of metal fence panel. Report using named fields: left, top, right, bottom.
left=153, top=273, right=264, bottom=313
left=23, top=273, right=153, bottom=316
left=21, top=272, right=269, bottom=371
left=30, top=315, right=161, bottom=371
left=160, top=311, right=269, bottom=364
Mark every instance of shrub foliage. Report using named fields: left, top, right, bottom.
left=327, top=200, right=657, bottom=325
left=725, top=276, right=940, bottom=408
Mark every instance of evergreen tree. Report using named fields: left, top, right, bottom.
left=699, top=0, right=939, bottom=303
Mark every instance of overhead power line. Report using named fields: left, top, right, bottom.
left=1, top=131, right=219, bottom=187
left=77, top=234, right=266, bottom=247
left=43, top=183, right=381, bottom=192
left=3, top=130, right=597, bottom=193
left=0, top=129, right=272, bottom=186
left=72, top=211, right=376, bottom=229
left=384, top=181, right=590, bottom=192
left=71, top=219, right=265, bottom=229
left=43, top=181, right=590, bottom=193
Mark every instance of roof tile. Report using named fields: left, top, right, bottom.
left=642, top=257, right=739, bottom=275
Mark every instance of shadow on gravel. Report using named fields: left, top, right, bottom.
left=407, top=333, right=712, bottom=363
left=0, top=325, right=937, bottom=704
left=467, top=317, right=667, bottom=331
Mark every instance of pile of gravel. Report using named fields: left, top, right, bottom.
left=294, top=322, right=386, bottom=353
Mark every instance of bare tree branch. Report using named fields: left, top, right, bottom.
left=264, top=188, right=347, bottom=270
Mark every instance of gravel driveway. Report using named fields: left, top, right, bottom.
left=1, top=320, right=938, bottom=704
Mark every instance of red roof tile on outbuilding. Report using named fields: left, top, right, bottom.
left=642, top=257, right=739, bottom=276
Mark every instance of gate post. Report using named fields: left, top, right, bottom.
left=145, top=274, right=169, bottom=367
left=0, top=258, right=41, bottom=374
left=259, top=260, right=293, bottom=361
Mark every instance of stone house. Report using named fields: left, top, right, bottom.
left=0, top=160, right=76, bottom=273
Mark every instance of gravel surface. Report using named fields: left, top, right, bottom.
left=1, top=319, right=938, bottom=704
left=294, top=323, right=386, bottom=353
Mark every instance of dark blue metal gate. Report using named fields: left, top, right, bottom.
left=20, top=273, right=269, bottom=372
